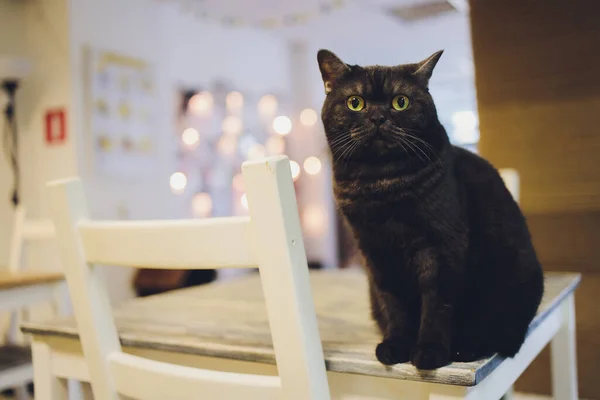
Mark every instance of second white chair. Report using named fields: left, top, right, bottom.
left=46, top=156, right=331, bottom=400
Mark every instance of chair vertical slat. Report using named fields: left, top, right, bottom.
left=8, top=206, right=27, bottom=273
left=242, top=156, right=331, bottom=400
left=47, top=178, right=121, bottom=400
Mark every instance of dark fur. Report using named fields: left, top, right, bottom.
left=317, top=49, right=544, bottom=370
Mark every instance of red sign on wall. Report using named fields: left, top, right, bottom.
left=45, top=109, right=66, bottom=145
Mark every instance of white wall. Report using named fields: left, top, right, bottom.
left=69, top=0, right=291, bottom=303
left=0, top=0, right=26, bottom=262
left=0, top=0, right=77, bottom=268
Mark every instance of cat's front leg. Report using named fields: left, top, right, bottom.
left=411, top=248, right=453, bottom=369
left=369, top=277, right=418, bottom=365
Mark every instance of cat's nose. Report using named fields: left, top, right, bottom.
left=370, top=115, right=386, bottom=126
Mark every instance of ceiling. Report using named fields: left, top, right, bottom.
left=163, top=0, right=476, bottom=113
left=167, top=0, right=473, bottom=79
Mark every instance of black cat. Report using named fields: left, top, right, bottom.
left=317, top=49, right=544, bottom=370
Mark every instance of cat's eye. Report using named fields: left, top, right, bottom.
left=347, top=96, right=365, bottom=112
left=392, top=95, right=410, bottom=111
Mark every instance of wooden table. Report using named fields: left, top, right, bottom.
left=0, top=271, right=63, bottom=399
left=22, top=270, right=580, bottom=400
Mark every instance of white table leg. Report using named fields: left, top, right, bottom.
left=551, top=294, right=578, bottom=400
left=32, top=341, right=68, bottom=400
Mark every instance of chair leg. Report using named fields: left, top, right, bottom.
left=14, top=385, right=29, bottom=400
left=500, top=386, right=515, bottom=400
left=550, top=294, right=579, bottom=400
left=32, top=341, right=68, bottom=400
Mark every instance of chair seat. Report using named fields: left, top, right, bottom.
left=0, top=345, right=31, bottom=372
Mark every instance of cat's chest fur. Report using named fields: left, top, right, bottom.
left=334, top=164, right=468, bottom=271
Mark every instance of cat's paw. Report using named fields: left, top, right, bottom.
left=375, top=339, right=411, bottom=365
left=411, top=343, right=450, bottom=370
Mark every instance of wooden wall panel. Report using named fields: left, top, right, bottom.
left=471, top=0, right=600, bottom=214
left=469, top=0, right=600, bottom=397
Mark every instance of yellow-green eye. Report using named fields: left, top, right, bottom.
left=392, top=95, right=409, bottom=111
left=347, top=96, right=365, bottom=111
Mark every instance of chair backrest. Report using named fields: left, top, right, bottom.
left=499, top=168, right=520, bottom=203
left=46, top=156, right=330, bottom=400
left=6, top=206, right=57, bottom=343
left=8, top=205, right=56, bottom=273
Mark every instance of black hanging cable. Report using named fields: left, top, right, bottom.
left=2, top=80, right=20, bottom=207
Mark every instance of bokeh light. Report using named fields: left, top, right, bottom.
left=300, top=108, right=318, bottom=126
left=303, top=156, right=322, bottom=175
left=290, top=160, right=301, bottom=181
left=232, top=173, right=245, bottom=192
left=241, top=193, right=249, bottom=210
left=303, top=204, right=327, bottom=237
left=181, top=128, right=200, bottom=148
left=273, top=116, right=292, bottom=135
left=265, top=135, right=285, bottom=155
left=222, top=115, right=243, bottom=136
left=217, top=136, right=237, bottom=156
left=188, top=92, right=213, bottom=115
left=258, top=94, right=278, bottom=116
left=192, top=192, right=212, bottom=217
left=226, top=91, right=244, bottom=112
left=248, top=144, right=266, bottom=160
left=170, top=172, right=187, bottom=194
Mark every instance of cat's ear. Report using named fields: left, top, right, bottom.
left=317, top=49, right=350, bottom=95
left=413, top=50, right=444, bottom=86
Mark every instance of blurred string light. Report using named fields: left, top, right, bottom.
left=232, top=173, right=245, bottom=192
left=188, top=0, right=349, bottom=30
left=222, top=115, right=243, bottom=136
left=240, top=193, right=249, bottom=210
left=247, top=143, right=266, bottom=160
left=451, top=110, right=479, bottom=144
left=303, top=204, right=327, bottom=236
left=181, top=128, right=200, bottom=148
left=170, top=172, right=187, bottom=194
left=303, top=156, right=322, bottom=175
left=226, top=91, right=244, bottom=112
left=290, top=160, right=301, bottom=181
left=300, top=108, right=318, bottom=126
left=217, top=136, right=237, bottom=156
left=265, top=135, right=285, bottom=155
left=257, top=94, right=278, bottom=116
left=188, top=92, right=213, bottom=115
left=273, top=116, right=292, bottom=135
left=192, top=192, right=212, bottom=217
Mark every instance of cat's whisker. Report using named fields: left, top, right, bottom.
left=390, top=135, right=429, bottom=163
left=333, top=140, right=357, bottom=164
left=344, top=139, right=362, bottom=165
left=330, top=137, right=356, bottom=155
left=387, top=127, right=438, bottom=163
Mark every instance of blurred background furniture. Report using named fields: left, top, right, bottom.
left=1, top=206, right=64, bottom=399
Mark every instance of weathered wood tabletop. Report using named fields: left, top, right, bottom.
left=22, top=269, right=580, bottom=386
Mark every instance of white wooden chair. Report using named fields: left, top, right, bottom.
left=1, top=206, right=63, bottom=399
left=498, top=168, right=519, bottom=400
left=46, top=156, right=331, bottom=400
left=499, top=168, right=520, bottom=203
